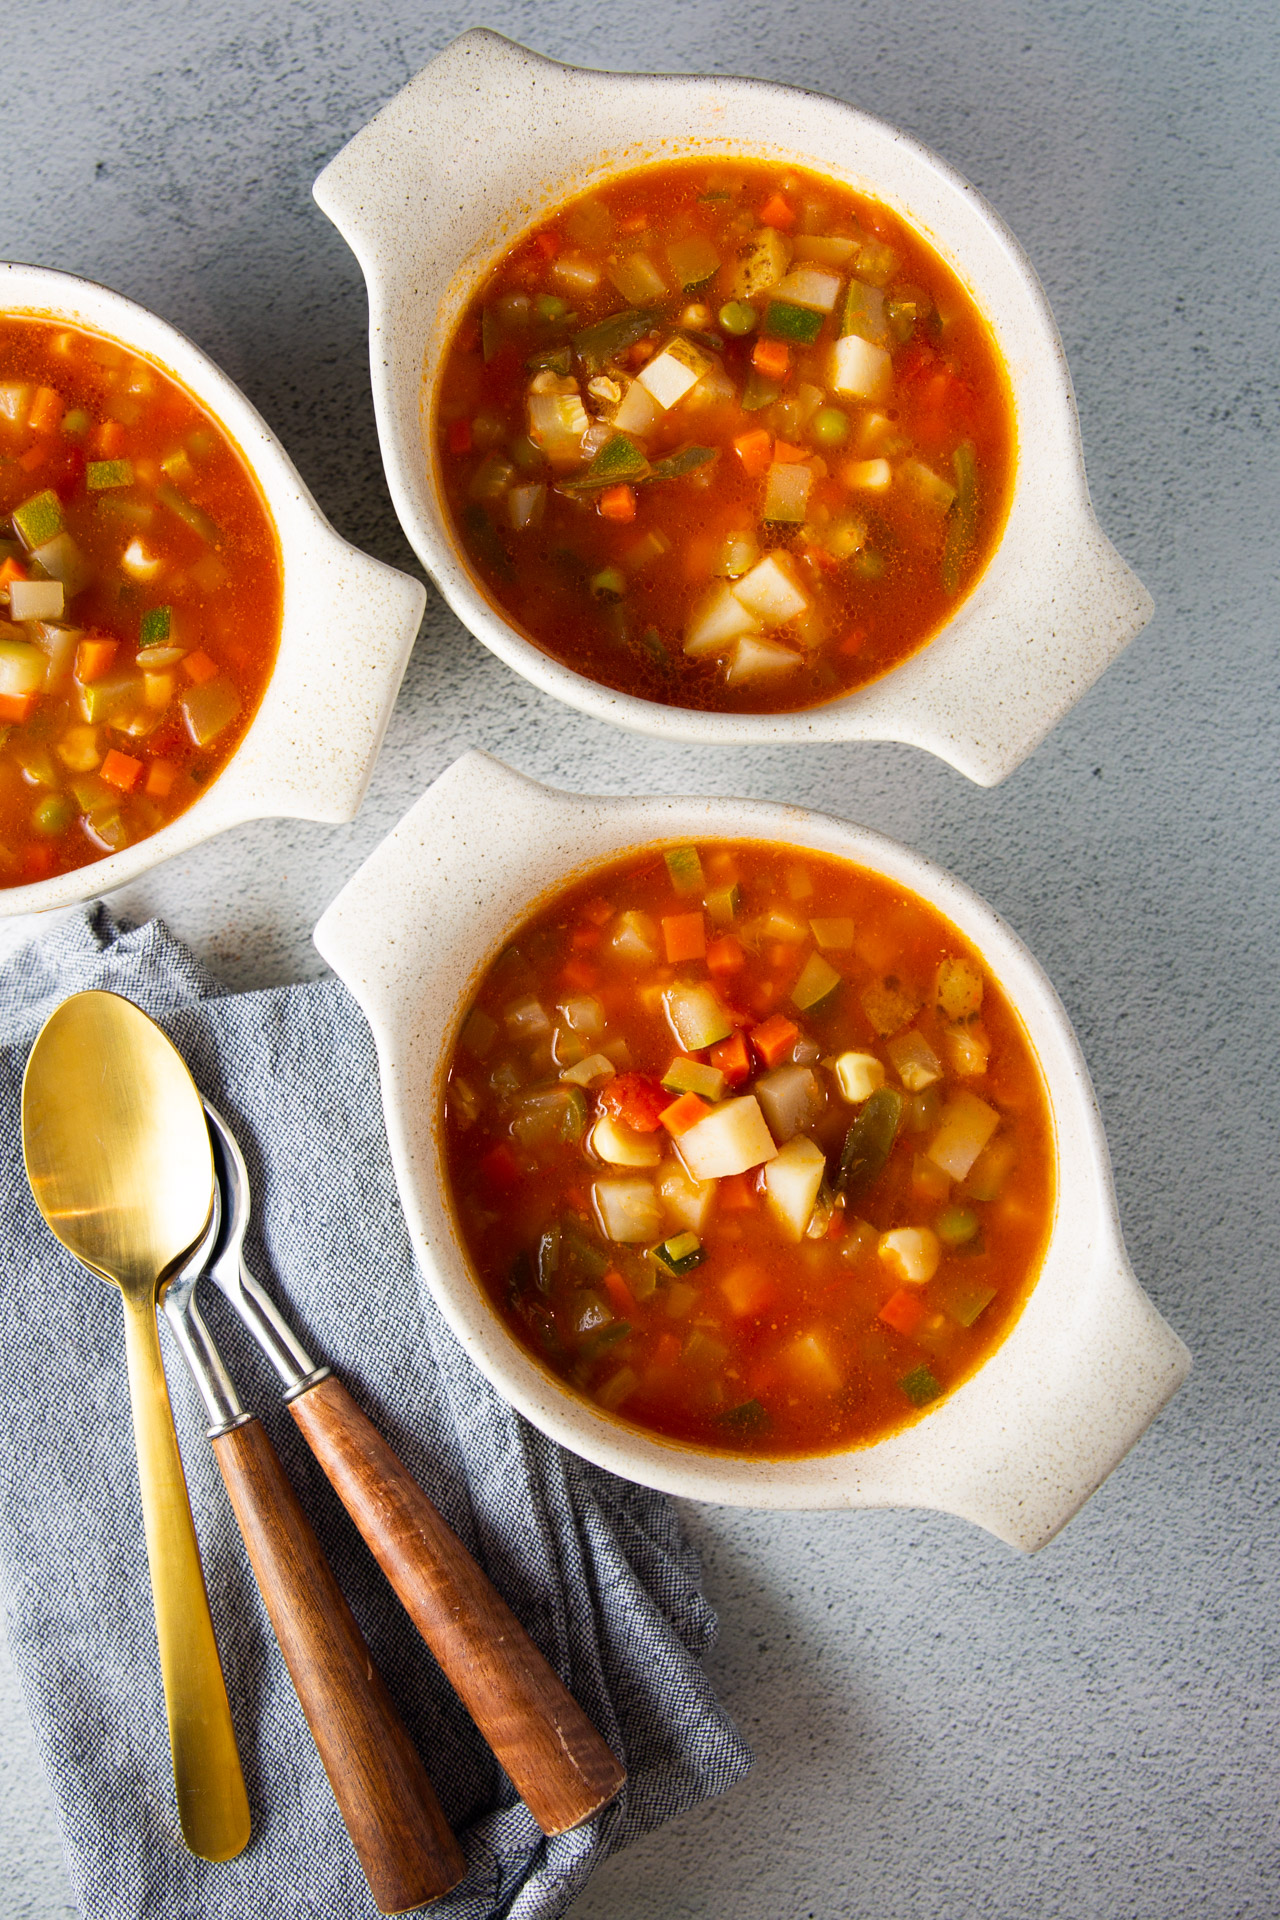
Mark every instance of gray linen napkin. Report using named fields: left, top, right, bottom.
left=0, top=906, right=751, bottom=1920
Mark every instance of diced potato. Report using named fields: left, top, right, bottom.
left=504, top=995, right=551, bottom=1038
left=878, top=1227, right=941, bottom=1284
left=609, top=909, right=659, bottom=963
left=611, top=379, right=663, bottom=436
left=636, top=337, right=714, bottom=410
left=791, top=235, right=857, bottom=266
left=727, top=228, right=793, bottom=300
left=842, top=457, right=892, bottom=491
left=676, top=1095, right=778, bottom=1181
left=9, top=578, right=64, bottom=621
left=927, top=1092, right=1001, bottom=1181
left=762, top=462, right=814, bottom=524
left=607, top=253, right=668, bottom=306
left=763, top=1134, right=827, bottom=1239
left=936, top=955, right=985, bottom=1020
left=658, top=1158, right=716, bottom=1234
left=593, top=1177, right=663, bottom=1243
left=756, top=1065, right=824, bottom=1143
left=833, top=1050, right=885, bottom=1103
left=591, top=1115, right=662, bottom=1168
left=941, top=1023, right=990, bottom=1078
left=779, top=1328, right=842, bottom=1393
left=731, top=553, right=809, bottom=626
left=900, top=458, right=957, bottom=512
left=772, top=266, right=843, bottom=312
left=55, top=723, right=100, bottom=772
left=829, top=333, right=893, bottom=401
left=684, top=580, right=761, bottom=658
left=724, top=637, right=802, bottom=686
left=550, top=254, right=601, bottom=296
left=885, top=1029, right=943, bottom=1091
left=0, top=639, right=48, bottom=697
left=558, top=993, right=605, bottom=1036
left=664, top=983, right=734, bottom=1051
left=31, top=532, right=91, bottom=598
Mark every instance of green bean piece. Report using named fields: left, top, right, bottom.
left=941, top=440, right=979, bottom=595
left=571, top=308, right=654, bottom=373
left=834, top=1087, right=903, bottom=1200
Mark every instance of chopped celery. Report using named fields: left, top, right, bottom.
left=899, top=1364, right=942, bottom=1408
left=652, top=1231, right=706, bottom=1277
left=717, top=1398, right=770, bottom=1436
left=157, top=483, right=220, bottom=545
left=841, top=280, right=888, bottom=346
left=13, top=490, right=63, bottom=548
left=792, top=952, right=841, bottom=1012
left=645, top=445, right=718, bottom=482
left=87, top=459, right=134, bottom=490
left=589, top=567, right=626, bottom=602
left=662, top=1057, right=727, bottom=1101
left=835, top=1087, right=903, bottom=1199
left=763, top=300, right=823, bottom=345
left=181, top=677, right=239, bottom=747
left=937, top=1276, right=997, bottom=1327
left=572, top=309, right=654, bottom=373
left=664, top=846, right=705, bottom=895
left=942, top=442, right=979, bottom=594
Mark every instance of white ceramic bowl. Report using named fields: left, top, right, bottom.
left=0, top=262, right=427, bottom=917
left=313, top=28, right=1153, bottom=786
left=314, top=751, right=1189, bottom=1551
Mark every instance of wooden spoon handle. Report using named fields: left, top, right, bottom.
left=289, top=1375, right=626, bottom=1834
left=211, top=1417, right=466, bottom=1913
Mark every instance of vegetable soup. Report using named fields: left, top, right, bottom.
left=443, top=842, right=1054, bottom=1457
left=435, top=160, right=1014, bottom=714
left=0, top=316, right=282, bottom=888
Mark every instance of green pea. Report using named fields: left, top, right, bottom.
left=717, top=301, right=758, bottom=336
left=811, top=406, right=851, bottom=447
left=32, top=794, right=74, bottom=837
left=535, top=293, right=569, bottom=322
left=936, top=1204, right=979, bottom=1247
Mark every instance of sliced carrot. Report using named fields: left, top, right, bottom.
left=532, top=231, right=560, bottom=258
left=705, top=934, right=745, bottom=978
left=718, top=1173, right=758, bottom=1211
left=840, top=625, right=871, bottom=655
left=570, top=922, right=601, bottom=950
left=662, top=911, right=706, bottom=963
left=804, top=541, right=840, bottom=574
left=750, top=1012, right=799, bottom=1068
left=89, top=418, right=125, bottom=458
left=145, top=760, right=176, bottom=799
left=660, top=1091, right=713, bottom=1137
left=479, top=1143, right=521, bottom=1189
left=558, top=955, right=598, bottom=991
left=446, top=417, right=472, bottom=455
left=759, top=192, right=796, bottom=230
left=183, top=649, right=219, bottom=686
left=602, top=1269, right=636, bottom=1317
left=580, top=895, right=614, bottom=925
left=751, top=336, right=790, bottom=382
left=100, top=748, right=143, bottom=792
left=749, top=982, right=779, bottom=1017
left=710, top=1030, right=751, bottom=1087
left=26, top=386, right=62, bottom=434
left=732, top=428, right=773, bottom=478
left=721, top=1264, right=777, bottom=1317
left=598, top=483, right=636, bottom=523
left=0, top=691, right=35, bottom=723
left=879, top=1288, right=926, bottom=1336
left=0, top=556, right=28, bottom=591
left=772, top=438, right=807, bottom=464
left=75, top=638, right=118, bottom=683
left=618, top=211, right=650, bottom=233
left=18, top=443, right=46, bottom=472
left=21, top=843, right=55, bottom=881
left=650, top=1332, right=682, bottom=1371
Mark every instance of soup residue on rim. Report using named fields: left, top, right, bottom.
left=434, top=158, right=1014, bottom=715
left=0, top=314, right=283, bottom=888
left=442, top=840, right=1054, bottom=1457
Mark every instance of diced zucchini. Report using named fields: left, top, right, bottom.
left=510, top=1086, right=588, bottom=1147
left=706, top=882, right=741, bottom=925
left=901, top=457, right=957, bottom=513
left=840, top=280, right=888, bottom=346
left=879, top=1226, right=941, bottom=1285
left=662, top=1056, right=727, bottom=1101
left=593, top=1177, right=663, bottom=1244
left=676, top=1095, right=777, bottom=1182
left=885, top=1029, right=943, bottom=1091
left=755, top=1065, right=823, bottom=1143
left=86, top=458, right=134, bottom=490
left=31, top=533, right=91, bottom=598
left=724, top=636, right=801, bottom=685
left=792, top=952, right=841, bottom=1012
left=763, top=1135, right=827, bottom=1240
left=942, top=441, right=979, bottom=595
left=927, top=1092, right=1000, bottom=1181
left=469, top=453, right=516, bottom=503
left=832, top=1051, right=886, bottom=1103
left=731, top=553, right=809, bottom=626
left=741, top=369, right=780, bottom=411
left=762, top=300, right=824, bottom=345
left=762, top=462, right=814, bottom=524
left=666, top=234, right=722, bottom=289
left=664, top=983, right=733, bottom=1050
left=658, top=1158, right=716, bottom=1234
left=962, top=1135, right=1017, bottom=1202
left=12, top=490, right=63, bottom=548
left=936, top=1276, right=997, bottom=1327
left=591, top=1115, right=662, bottom=1169
left=560, top=1051, right=616, bottom=1088
left=459, top=1008, right=498, bottom=1058
left=829, top=333, right=893, bottom=401
left=652, top=1231, right=706, bottom=1276
left=899, top=1364, right=942, bottom=1408
left=664, top=845, right=705, bottom=895
left=683, top=580, right=761, bottom=658
left=810, top=917, right=855, bottom=949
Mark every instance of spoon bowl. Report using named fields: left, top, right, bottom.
left=22, top=990, right=250, bottom=1862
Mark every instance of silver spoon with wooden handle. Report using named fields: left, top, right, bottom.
left=200, top=1098, right=625, bottom=1835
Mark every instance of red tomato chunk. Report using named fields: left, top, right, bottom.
left=434, top=159, right=1014, bottom=716
left=442, top=842, right=1054, bottom=1457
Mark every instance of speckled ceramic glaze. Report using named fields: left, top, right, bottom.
left=314, top=28, right=1152, bottom=785
left=0, top=263, right=426, bottom=917
left=314, top=752, right=1189, bottom=1549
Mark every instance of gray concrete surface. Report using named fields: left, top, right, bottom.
left=1, top=1, right=1277, bottom=1915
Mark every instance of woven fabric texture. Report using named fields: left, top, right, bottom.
left=0, top=906, right=751, bottom=1920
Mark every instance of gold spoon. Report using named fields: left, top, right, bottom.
left=22, top=990, right=250, bottom=1862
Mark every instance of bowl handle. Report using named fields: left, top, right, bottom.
left=950, top=1243, right=1189, bottom=1552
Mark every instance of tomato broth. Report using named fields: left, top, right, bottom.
left=442, top=842, right=1054, bottom=1457
left=435, top=159, right=1014, bottom=714
left=0, top=316, right=283, bottom=888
